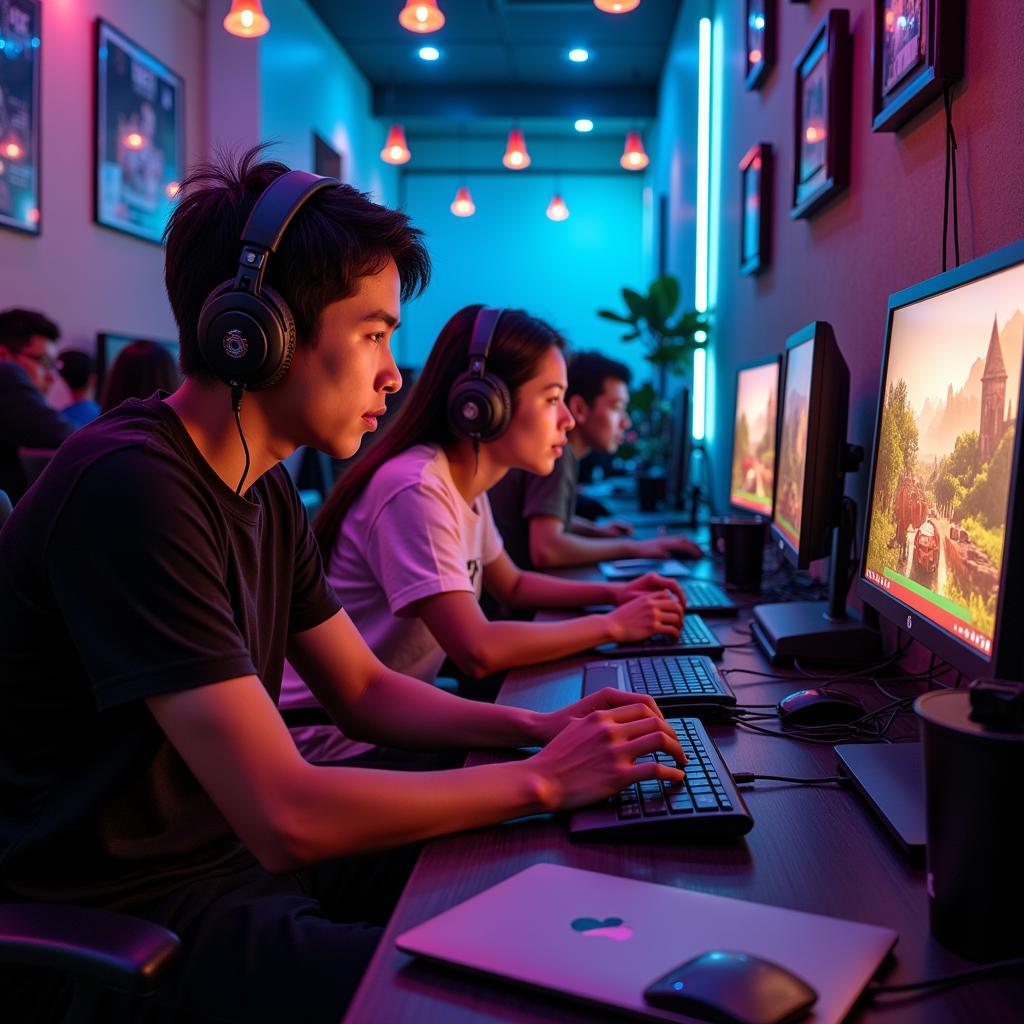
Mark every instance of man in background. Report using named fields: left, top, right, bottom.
left=490, top=351, right=702, bottom=569
left=0, top=308, right=73, bottom=501
left=57, top=349, right=102, bottom=429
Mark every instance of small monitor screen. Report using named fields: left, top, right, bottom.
left=774, top=338, right=814, bottom=551
left=863, top=261, right=1024, bottom=659
left=730, top=361, right=779, bottom=516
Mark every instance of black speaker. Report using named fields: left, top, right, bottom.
left=447, top=307, right=511, bottom=443
left=196, top=170, right=339, bottom=391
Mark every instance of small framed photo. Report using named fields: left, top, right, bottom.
left=313, top=132, right=343, bottom=180
left=744, top=0, right=775, bottom=91
left=94, top=20, right=184, bottom=245
left=0, top=0, right=42, bottom=235
left=872, top=0, right=964, bottom=132
left=791, top=10, right=851, bottom=221
left=740, top=144, right=772, bottom=276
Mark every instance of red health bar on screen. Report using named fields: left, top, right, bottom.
left=863, top=569, right=992, bottom=656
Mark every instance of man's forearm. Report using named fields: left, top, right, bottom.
left=532, top=529, right=638, bottom=569
left=342, top=668, right=548, bottom=750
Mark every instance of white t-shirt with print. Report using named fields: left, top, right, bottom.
left=328, top=443, right=504, bottom=683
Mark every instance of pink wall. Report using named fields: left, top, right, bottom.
left=712, top=1, right=1024, bottom=513
left=0, top=0, right=229, bottom=357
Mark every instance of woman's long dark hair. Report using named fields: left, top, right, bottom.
left=100, top=341, right=181, bottom=412
left=314, top=304, right=565, bottom=555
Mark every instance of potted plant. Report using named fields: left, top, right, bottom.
left=598, top=275, right=709, bottom=509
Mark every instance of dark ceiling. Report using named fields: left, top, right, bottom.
left=305, top=0, right=682, bottom=123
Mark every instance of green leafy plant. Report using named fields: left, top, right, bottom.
left=598, top=275, right=709, bottom=468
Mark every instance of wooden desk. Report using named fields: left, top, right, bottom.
left=344, top=569, right=1019, bottom=1023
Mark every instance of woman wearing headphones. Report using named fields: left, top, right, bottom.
left=310, top=304, right=685, bottom=689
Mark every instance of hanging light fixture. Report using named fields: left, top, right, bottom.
left=620, top=130, right=649, bottom=170
left=502, top=128, right=530, bottom=170
left=223, top=0, right=270, bottom=38
left=594, top=0, right=640, bottom=13
left=380, top=124, right=411, bottom=165
left=399, top=0, right=445, bottom=34
left=450, top=186, right=476, bottom=217
left=546, top=193, right=569, bottom=221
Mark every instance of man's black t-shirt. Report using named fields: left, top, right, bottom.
left=0, top=395, right=341, bottom=909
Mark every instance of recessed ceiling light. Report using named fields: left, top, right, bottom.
left=574, top=118, right=594, bottom=133
left=568, top=48, right=589, bottom=63
left=418, top=45, right=440, bottom=61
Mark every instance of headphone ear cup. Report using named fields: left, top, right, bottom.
left=447, top=371, right=511, bottom=442
left=195, top=281, right=295, bottom=390
left=252, top=283, right=296, bottom=391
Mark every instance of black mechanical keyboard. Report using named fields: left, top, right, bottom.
left=600, top=613, right=723, bottom=659
left=582, top=654, right=736, bottom=714
left=682, top=579, right=737, bottom=616
left=570, top=717, right=753, bottom=839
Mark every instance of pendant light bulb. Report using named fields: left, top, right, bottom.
left=620, top=130, right=650, bottom=170
left=399, top=1, right=445, bottom=34
left=502, top=128, right=531, bottom=170
left=223, top=0, right=270, bottom=38
left=380, top=124, right=411, bottom=165
left=546, top=194, right=570, bottom=221
left=594, top=0, right=640, bottom=13
left=450, top=186, right=476, bottom=217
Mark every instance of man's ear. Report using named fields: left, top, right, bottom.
left=567, top=393, right=590, bottom=425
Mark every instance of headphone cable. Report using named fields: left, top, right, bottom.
left=231, top=384, right=251, bottom=496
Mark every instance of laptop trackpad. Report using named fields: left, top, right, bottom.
left=583, top=662, right=626, bottom=697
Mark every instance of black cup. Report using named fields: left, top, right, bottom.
left=711, top=517, right=766, bottom=590
left=636, top=473, right=667, bottom=512
left=916, top=690, right=1024, bottom=962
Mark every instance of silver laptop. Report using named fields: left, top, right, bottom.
left=396, top=863, right=897, bottom=1024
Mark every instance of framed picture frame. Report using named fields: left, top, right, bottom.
left=740, top=143, right=772, bottom=275
left=313, top=132, right=343, bottom=180
left=744, top=0, right=775, bottom=91
left=94, top=19, right=184, bottom=245
left=871, top=0, right=964, bottom=132
left=0, top=0, right=42, bottom=235
left=791, top=10, right=851, bottom=221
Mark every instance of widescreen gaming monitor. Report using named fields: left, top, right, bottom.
left=771, top=322, right=850, bottom=568
left=96, top=333, right=181, bottom=391
left=730, top=357, right=780, bottom=517
left=858, top=240, right=1024, bottom=679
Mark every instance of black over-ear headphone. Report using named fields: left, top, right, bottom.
left=447, top=307, right=512, bottom=443
left=196, top=170, right=340, bottom=392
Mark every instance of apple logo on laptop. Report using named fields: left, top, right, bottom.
left=571, top=916, right=634, bottom=941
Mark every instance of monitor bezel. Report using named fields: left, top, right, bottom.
left=856, top=239, right=1024, bottom=680
left=729, top=354, right=781, bottom=518
left=771, top=321, right=849, bottom=569
left=95, top=333, right=181, bottom=392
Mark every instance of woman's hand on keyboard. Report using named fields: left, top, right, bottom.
left=528, top=702, right=687, bottom=811
left=615, top=572, right=686, bottom=606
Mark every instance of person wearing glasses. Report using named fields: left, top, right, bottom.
left=0, top=308, right=74, bottom=502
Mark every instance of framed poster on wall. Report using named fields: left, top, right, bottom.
left=313, top=132, right=343, bottom=180
left=740, top=143, right=772, bottom=275
left=744, top=0, right=774, bottom=91
left=94, top=19, right=183, bottom=245
left=0, top=0, right=41, bottom=235
left=871, top=0, right=964, bottom=132
left=791, top=10, right=851, bottom=220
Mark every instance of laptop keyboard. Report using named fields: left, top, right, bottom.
left=570, top=718, right=753, bottom=839
left=682, top=580, right=736, bottom=614
left=626, top=654, right=730, bottom=699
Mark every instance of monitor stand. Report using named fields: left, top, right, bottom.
left=752, top=496, right=880, bottom=665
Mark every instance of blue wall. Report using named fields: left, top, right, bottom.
left=259, top=0, right=396, bottom=204
left=397, top=164, right=648, bottom=375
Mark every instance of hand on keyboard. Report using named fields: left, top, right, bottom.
left=528, top=703, right=687, bottom=811
left=633, top=534, right=704, bottom=560
left=606, top=590, right=683, bottom=644
left=615, top=572, right=686, bottom=607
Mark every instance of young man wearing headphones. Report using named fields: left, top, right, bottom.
left=0, top=151, right=686, bottom=1023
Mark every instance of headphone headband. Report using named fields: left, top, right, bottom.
left=467, top=307, right=504, bottom=377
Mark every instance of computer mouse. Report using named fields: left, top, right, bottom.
left=644, top=950, right=817, bottom=1024
left=777, top=687, right=865, bottom=727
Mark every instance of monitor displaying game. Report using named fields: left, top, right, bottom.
left=861, top=251, right=1024, bottom=665
left=774, top=338, right=814, bottom=551
left=730, top=357, right=780, bottom=516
